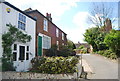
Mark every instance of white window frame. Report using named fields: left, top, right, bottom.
left=43, top=35, right=51, bottom=49
left=62, top=43, right=64, bottom=46
left=62, top=33, right=64, bottom=40
left=43, top=18, right=48, bottom=32
left=56, top=41, right=59, bottom=50
left=18, top=13, right=26, bottom=30
left=56, top=28, right=59, bottom=37
left=12, top=44, right=17, bottom=61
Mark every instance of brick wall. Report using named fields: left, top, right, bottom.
left=25, top=10, right=67, bottom=56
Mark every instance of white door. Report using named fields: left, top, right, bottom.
left=13, top=44, right=30, bottom=72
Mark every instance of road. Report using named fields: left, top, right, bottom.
left=82, top=54, right=118, bottom=79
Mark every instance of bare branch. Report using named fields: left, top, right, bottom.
left=87, top=2, right=115, bottom=27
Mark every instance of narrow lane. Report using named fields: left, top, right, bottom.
left=82, top=54, right=118, bottom=79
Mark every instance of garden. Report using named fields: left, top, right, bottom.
left=30, top=41, right=79, bottom=74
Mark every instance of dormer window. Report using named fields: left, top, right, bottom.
left=43, top=18, right=48, bottom=31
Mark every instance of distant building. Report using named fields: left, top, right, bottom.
left=25, top=8, right=67, bottom=56
left=75, top=42, right=93, bottom=54
left=104, top=18, right=112, bottom=32
left=0, top=1, right=36, bottom=71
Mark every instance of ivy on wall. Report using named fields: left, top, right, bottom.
left=2, top=23, right=32, bottom=71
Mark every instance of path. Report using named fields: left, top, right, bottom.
left=82, top=54, right=118, bottom=79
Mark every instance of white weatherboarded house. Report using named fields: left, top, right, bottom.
left=0, top=1, right=36, bottom=72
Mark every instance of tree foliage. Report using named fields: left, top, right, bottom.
left=67, top=40, right=76, bottom=49
left=104, top=30, right=120, bottom=57
left=2, top=23, right=32, bottom=71
left=83, top=27, right=107, bottom=52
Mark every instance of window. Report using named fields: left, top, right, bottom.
left=18, top=13, right=26, bottom=30
left=27, top=46, right=29, bottom=51
left=43, top=35, right=51, bottom=49
left=34, top=16, right=37, bottom=20
left=26, top=46, right=29, bottom=60
left=13, top=44, right=17, bottom=50
left=26, top=53, right=29, bottom=60
left=56, top=41, right=59, bottom=50
left=56, top=28, right=59, bottom=37
left=62, top=43, right=64, bottom=46
left=13, top=44, right=17, bottom=61
left=43, top=18, right=48, bottom=31
left=19, top=46, right=25, bottom=60
left=62, top=33, right=64, bottom=40
left=13, top=52, right=17, bottom=61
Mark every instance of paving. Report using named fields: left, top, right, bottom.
left=81, top=54, right=118, bottom=79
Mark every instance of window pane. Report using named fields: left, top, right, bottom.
left=26, top=53, right=29, bottom=60
left=43, top=36, right=51, bottom=49
left=20, top=22, right=22, bottom=29
left=13, top=52, right=17, bottom=61
left=19, top=13, right=21, bottom=20
left=18, top=21, right=20, bottom=28
left=44, top=19, right=48, bottom=31
left=18, top=13, right=26, bottom=31
left=27, top=46, right=29, bottom=51
left=19, top=46, right=25, bottom=60
left=14, top=44, right=17, bottom=50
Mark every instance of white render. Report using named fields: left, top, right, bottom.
left=0, top=2, right=36, bottom=72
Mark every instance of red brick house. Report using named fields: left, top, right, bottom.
left=25, top=8, right=67, bottom=56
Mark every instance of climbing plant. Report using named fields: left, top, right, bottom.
left=2, top=23, right=32, bottom=71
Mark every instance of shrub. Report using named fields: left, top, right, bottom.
left=45, top=45, right=76, bottom=57
left=104, top=30, right=120, bottom=57
left=97, top=50, right=117, bottom=59
left=45, top=45, right=58, bottom=57
left=30, top=56, right=79, bottom=74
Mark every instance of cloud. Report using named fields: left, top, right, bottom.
left=6, top=0, right=80, bottom=22
left=70, top=12, right=91, bottom=43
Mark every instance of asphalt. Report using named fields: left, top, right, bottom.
left=82, top=54, right=118, bottom=79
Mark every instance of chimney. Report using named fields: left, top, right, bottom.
left=24, top=8, right=32, bottom=12
left=46, top=13, right=52, bottom=21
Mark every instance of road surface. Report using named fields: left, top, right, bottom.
left=82, top=54, right=118, bottom=79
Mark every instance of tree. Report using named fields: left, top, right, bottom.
left=83, top=27, right=107, bottom=52
left=88, top=2, right=115, bottom=27
left=104, top=30, right=120, bottom=57
left=84, top=27, right=99, bottom=51
left=67, top=40, right=76, bottom=49
left=2, top=23, right=31, bottom=71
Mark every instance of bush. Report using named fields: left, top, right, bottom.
left=30, top=56, right=79, bottom=74
left=45, top=45, right=76, bottom=57
left=104, top=30, right=120, bottom=57
left=45, top=45, right=58, bottom=57
left=97, top=50, right=117, bottom=59
left=2, top=58, right=15, bottom=71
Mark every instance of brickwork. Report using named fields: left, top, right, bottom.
left=25, top=10, right=67, bottom=56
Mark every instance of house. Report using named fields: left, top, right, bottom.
left=25, top=8, right=67, bottom=56
left=75, top=42, right=93, bottom=54
left=0, top=1, right=36, bottom=71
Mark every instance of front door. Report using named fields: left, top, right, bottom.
left=38, top=36, right=42, bottom=56
left=13, top=45, right=30, bottom=72
left=17, top=46, right=25, bottom=71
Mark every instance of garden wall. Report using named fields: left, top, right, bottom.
left=2, top=61, right=82, bottom=79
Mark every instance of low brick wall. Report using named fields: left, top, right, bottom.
left=2, top=60, right=82, bottom=79
left=2, top=72, right=78, bottom=79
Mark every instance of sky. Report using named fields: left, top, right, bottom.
left=5, top=0, right=119, bottom=43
